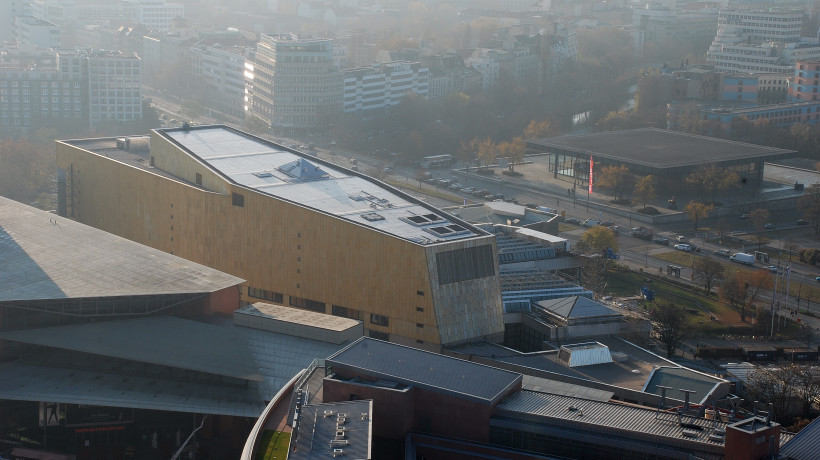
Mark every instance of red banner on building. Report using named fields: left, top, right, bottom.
left=588, top=156, right=593, bottom=193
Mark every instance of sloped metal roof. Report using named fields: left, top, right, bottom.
left=0, top=316, right=261, bottom=381
left=780, top=414, right=820, bottom=460
left=0, top=196, right=243, bottom=302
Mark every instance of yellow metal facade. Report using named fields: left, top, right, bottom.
left=55, top=131, right=505, bottom=348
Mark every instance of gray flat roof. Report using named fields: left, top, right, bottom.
left=527, top=128, right=794, bottom=169
left=236, top=303, right=360, bottom=332
left=155, top=125, right=486, bottom=245
left=0, top=197, right=243, bottom=302
left=289, top=400, right=372, bottom=460
left=642, top=367, right=726, bottom=405
left=326, top=337, right=522, bottom=405
left=451, top=337, right=674, bottom=392
left=0, top=316, right=262, bottom=382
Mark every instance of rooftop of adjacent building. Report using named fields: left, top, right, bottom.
left=0, top=196, right=242, bottom=302
left=327, top=337, right=522, bottom=405
left=0, top=312, right=347, bottom=417
left=61, top=126, right=488, bottom=246
left=449, top=336, right=699, bottom=398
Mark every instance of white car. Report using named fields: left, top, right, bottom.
left=674, top=243, right=691, bottom=252
left=676, top=235, right=686, bottom=242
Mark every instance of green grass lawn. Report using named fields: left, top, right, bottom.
left=255, top=430, right=291, bottom=460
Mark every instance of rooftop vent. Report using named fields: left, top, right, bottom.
left=361, top=213, right=385, bottom=222
left=403, top=213, right=446, bottom=226
left=252, top=171, right=273, bottom=178
left=558, top=342, right=613, bottom=367
left=277, top=158, right=329, bottom=181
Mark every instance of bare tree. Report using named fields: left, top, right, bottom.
left=717, top=218, right=731, bottom=244
left=633, top=175, right=656, bottom=209
left=653, top=302, right=690, bottom=358
left=597, top=165, right=635, bottom=201
left=580, top=255, right=611, bottom=298
left=798, top=183, right=820, bottom=235
left=685, top=165, right=739, bottom=204
left=683, top=201, right=714, bottom=231
left=747, top=364, right=820, bottom=420
left=749, top=208, right=770, bottom=250
left=694, top=258, right=724, bottom=293
left=746, top=365, right=799, bottom=420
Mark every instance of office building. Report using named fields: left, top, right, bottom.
left=707, top=9, right=820, bottom=74
left=0, top=46, right=141, bottom=130
left=13, top=15, right=60, bottom=48
left=788, top=60, right=820, bottom=101
left=341, top=61, right=428, bottom=113
left=55, top=126, right=506, bottom=349
left=245, top=33, right=342, bottom=134
left=190, top=42, right=249, bottom=118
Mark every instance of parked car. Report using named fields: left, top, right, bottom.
left=676, top=235, right=686, bottom=242
left=565, top=217, right=580, bottom=225
left=460, top=187, right=476, bottom=194
left=674, top=243, right=692, bottom=252
left=652, top=236, right=670, bottom=246
left=740, top=213, right=748, bottom=219
left=473, top=189, right=490, bottom=197
left=763, top=265, right=779, bottom=273
left=524, top=203, right=537, bottom=209
left=449, top=183, right=463, bottom=190
left=764, top=222, right=776, bottom=229
left=382, top=167, right=393, bottom=174
left=797, top=219, right=809, bottom=225
left=714, top=249, right=731, bottom=257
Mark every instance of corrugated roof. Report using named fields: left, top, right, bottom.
left=521, top=375, right=614, bottom=402
left=780, top=414, right=820, bottom=460
left=0, top=197, right=243, bottom=302
left=496, top=390, right=728, bottom=451
left=156, top=126, right=486, bottom=245
left=326, top=337, right=522, bottom=405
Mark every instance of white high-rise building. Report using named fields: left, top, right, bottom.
left=245, top=33, right=341, bottom=133
left=707, top=9, right=820, bottom=74
left=85, top=50, right=142, bottom=127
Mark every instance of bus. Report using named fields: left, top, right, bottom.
left=421, top=154, right=455, bottom=169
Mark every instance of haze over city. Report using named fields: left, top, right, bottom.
left=1, top=1, right=820, bottom=459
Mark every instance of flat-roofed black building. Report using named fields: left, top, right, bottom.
left=528, top=128, right=795, bottom=194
